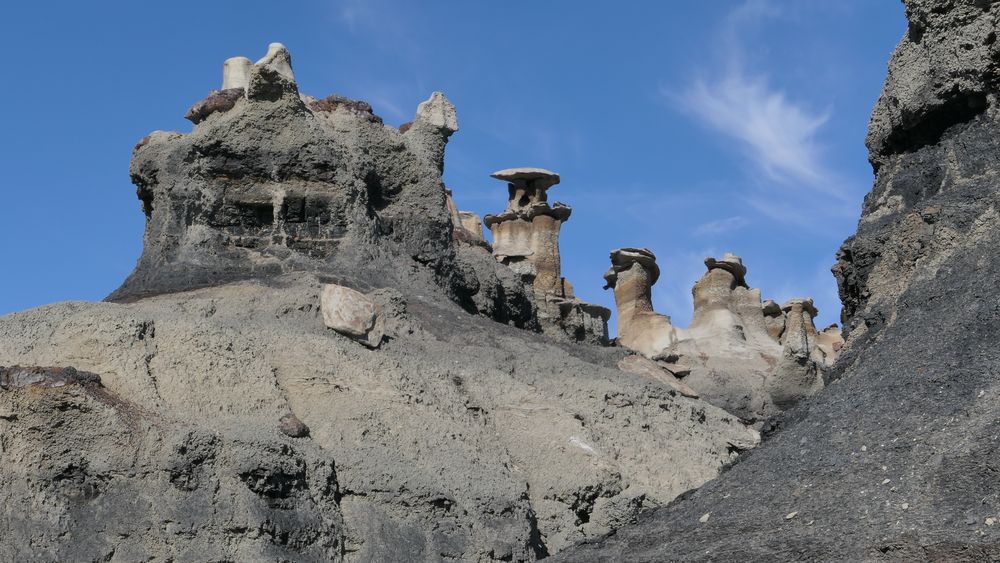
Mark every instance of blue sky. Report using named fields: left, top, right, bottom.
left=0, top=1, right=904, bottom=331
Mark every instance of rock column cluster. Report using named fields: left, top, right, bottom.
left=605, top=248, right=841, bottom=420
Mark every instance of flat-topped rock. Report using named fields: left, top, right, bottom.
left=704, top=252, right=748, bottom=287
left=490, top=167, right=560, bottom=190
left=605, top=247, right=660, bottom=288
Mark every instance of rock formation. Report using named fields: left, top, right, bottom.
left=558, top=2, right=1000, bottom=560
left=0, top=43, right=765, bottom=561
left=485, top=168, right=611, bottom=345
left=112, top=43, right=535, bottom=332
left=605, top=248, right=836, bottom=420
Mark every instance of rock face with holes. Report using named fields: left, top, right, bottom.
left=558, top=2, right=1000, bottom=561
left=109, top=44, right=534, bottom=334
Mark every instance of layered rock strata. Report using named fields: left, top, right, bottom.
left=559, top=2, right=1000, bottom=560
left=486, top=168, right=611, bottom=344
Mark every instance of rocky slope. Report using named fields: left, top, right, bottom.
left=557, top=1, right=1000, bottom=560
left=0, top=45, right=760, bottom=561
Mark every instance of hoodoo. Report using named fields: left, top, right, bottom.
left=605, top=248, right=837, bottom=420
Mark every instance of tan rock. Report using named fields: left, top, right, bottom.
left=320, top=284, right=384, bottom=348
left=762, top=299, right=785, bottom=342
left=603, top=248, right=682, bottom=358
left=486, top=167, right=572, bottom=296
left=222, top=56, right=253, bottom=90
left=458, top=212, right=484, bottom=240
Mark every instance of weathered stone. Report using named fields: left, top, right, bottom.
left=617, top=355, right=699, bottom=399
left=320, top=284, right=385, bottom=348
left=278, top=413, right=310, bottom=438
left=184, top=88, right=244, bottom=124
left=603, top=248, right=680, bottom=358
left=255, top=42, right=295, bottom=82
left=222, top=56, right=252, bottom=90
left=486, top=167, right=571, bottom=296
left=0, top=365, right=101, bottom=390
left=606, top=249, right=833, bottom=421
left=559, top=3, right=1000, bottom=560
left=414, top=91, right=458, bottom=133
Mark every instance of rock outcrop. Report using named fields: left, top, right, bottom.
left=485, top=168, right=611, bottom=345
left=0, top=43, right=764, bottom=561
left=558, top=2, right=1000, bottom=560
left=111, top=43, right=534, bottom=332
left=604, top=248, right=834, bottom=421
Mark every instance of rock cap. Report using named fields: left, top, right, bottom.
left=604, top=247, right=660, bottom=288
left=782, top=297, right=818, bottom=318
left=490, top=168, right=560, bottom=190
left=704, top=252, right=747, bottom=286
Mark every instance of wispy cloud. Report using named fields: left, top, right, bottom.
left=670, top=0, right=855, bottom=225
left=694, top=216, right=749, bottom=236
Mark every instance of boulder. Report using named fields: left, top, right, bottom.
left=320, top=284, right=384, bottom=348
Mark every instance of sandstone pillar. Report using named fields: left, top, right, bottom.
left=484, top=168, right=571, bottom=296
left=603, top=248, right=681, bottom=357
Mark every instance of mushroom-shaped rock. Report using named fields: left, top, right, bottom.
left=320, top=284, right=385, bottom=349
left=414, top=91, right=458, bottom=134
left=486, top=167, right=572, bottom=296
left=704, top=252, right=748, bottom=288
left=490, top=167, right=561, bottom=192
left=255, top=42, right=295, bottom=82
left=222, top=56, right=252, bottom=90
left=604, top=247, right=660, bottom=289
left=604, top=248, right=681, bottom=358
left=761, top=299, right=785, bottom=341
left=779, top=298, right=820, bottom=358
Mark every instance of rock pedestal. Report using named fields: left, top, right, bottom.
left=605, top=249, right=837, bottom=421
left=485, top=168, right=572, bottom=296
left=603, top=248, right=681, bottom=357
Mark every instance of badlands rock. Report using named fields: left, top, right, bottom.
left=606, top=249, right=831, bottom=421
left=485, top=167, right=569, bottom=295
left=0, top=43, right=762, bottom=561
left=222, top=56, right=253, bottom=90
left=110, top=44, right=534, bottom=331
left=485, top=167, right=610, bottom=344
left=0, top=276, right=758, bottom=561
left=603, top=248, right=680, bottom=358
left=320, top=283, right=385, bottom=348
left=559, top=2, right=1000, bottom=560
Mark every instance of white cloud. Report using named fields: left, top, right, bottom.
left=672, top=0, right=853, bottom=217
left=694, top=216, right=749, bottom=236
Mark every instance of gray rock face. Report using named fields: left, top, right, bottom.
left=0, top=277, right=758, bottom=561
left=0, top=43, right=763, bottom=561
left=110, top=45, right=534, bottom=333
left=557, top=2, right=1000, bottom=560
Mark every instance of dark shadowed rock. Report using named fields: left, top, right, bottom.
left=278, top=413, right=310, bottom=438
left=556, top=2, right=1000, bottom=561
